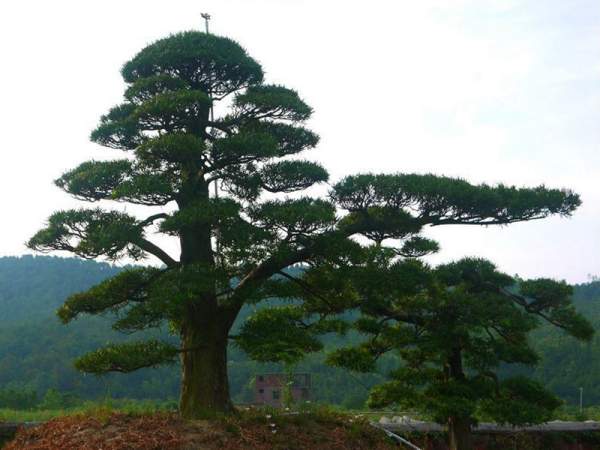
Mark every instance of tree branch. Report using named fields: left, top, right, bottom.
left=276, top=270, right=339, bottom=312
left=138, top=213, right=169, bottom=228
left=136, top=238, right=178, bottom=267
left=494, top=285, right=575, bottom=333
left=429, top=215, right=546, bottom=227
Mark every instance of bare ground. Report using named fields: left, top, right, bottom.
left=3, top=410, right=397, bottom=450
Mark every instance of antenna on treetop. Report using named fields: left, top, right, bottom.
left=201, top=12, right=220, bottom=257
left=201, top=13, right=211, bottom=34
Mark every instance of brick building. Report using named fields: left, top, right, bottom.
left=254, top=373, right=311, bottom=407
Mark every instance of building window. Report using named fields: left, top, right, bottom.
left=258, top=376, right=264, bottom=382
left=273, top=390, right=280, bottom=400
left=259, top=389, right=264, bottom=394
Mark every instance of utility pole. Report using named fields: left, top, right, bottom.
left=201, top=12, right=214, bottom=126
left=201, top=13, right=211, bottom=34
left=201, top=12, right=221, bottom=260
left=580, top=387, right=583, bottom=413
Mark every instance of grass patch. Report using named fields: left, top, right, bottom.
left=0, top=398, right=177, bottom=423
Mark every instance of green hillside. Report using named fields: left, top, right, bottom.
left=0, top=256, right=381, bottom=408
left=514, top=281, right=600, bottom=404
left=0, top=255, right=597, bottom=408
left=0, top=256, right=121, bottom=322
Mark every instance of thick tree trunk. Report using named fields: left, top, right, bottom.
left=179, top=319, right=234, bottom=418
left=176, top=176, right=238, bottom=418
left=446, top=345, right=472, bottom=450
left=448, top=416, right=472, bottom=450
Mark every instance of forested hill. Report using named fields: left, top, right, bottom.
left=0, top=256, right=381, bottom=407
left=0, top=256, right=121, bottom=322
left=0, top=256, right=178, bottom=402
left=524, top=279, right=600, bottom=404
left=0, top=255, right=599, bottom=407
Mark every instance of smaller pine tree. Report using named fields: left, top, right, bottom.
left=320, top=256, right=594, bottom=450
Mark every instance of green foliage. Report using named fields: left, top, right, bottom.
left=520, top=279, right=594, bottom=340
left=121, top=31, right=263, bottom=95
left=0, top=387, right=38, bottom=409
left=91, top=103, right=143, bottom=150
left=0, top=255, right=122, bottom=321
left=249, top=198, right=336, bottom=235
left=0, top=258, right=181, bottom=403
left=1, top=256, right=599, bottom=412
left=75, top=340, right=179, bottom=374
left=159, top=198, right=241, bottom=233
left=235, top=307, right=323, bottom=364
left=342, top=207, right=423, bottom=242
left=27, top=29, right=586, bottom=417
left=480, top=377, right=561, bottom=425
left=135, top=133, right=205, bottom=165
left=327, top=347, right=378, bottom=373
left=212, top=129, right=279, bottom=166
left=234, top=84, right=313, bottom=121
left=133, top=90, right=211, bottom=130
left=0, top=398, right=177, bottom=422
left=397, top=236, right=440, bottom=257
left=326, top=255, right=592, bottom=429
left=54, top=160, right=132, bottom=201
left=57, top=267, right=160, bottom=323
left=260, top=160, right=329, bottom=193
left=124, top=74, right=189, bottom=104
left=331, top=173, right=580, bottom=223
left=38, top=388, right=80, bottom=410
left=246, top=122, right=319, bottom=156
left=28, top=209, right=143, bottom=260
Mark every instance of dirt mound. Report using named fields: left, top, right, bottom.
left=4, top=411, right=397, bottom=450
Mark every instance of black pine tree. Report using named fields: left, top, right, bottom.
left=29, top=31, right=581, bottom=418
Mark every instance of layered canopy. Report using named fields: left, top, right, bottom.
left=28, top=31, right=586, bottom=418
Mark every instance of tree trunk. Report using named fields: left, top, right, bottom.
left=179, top=319, right=234, bottom=418
left=448, top=416, right=472, bottom=450
left=446, top=345, right=473, bottom=450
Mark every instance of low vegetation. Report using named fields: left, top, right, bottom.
left=0, top=399, right=175, bottom=423
left=3, top=405, right=397, bottom=450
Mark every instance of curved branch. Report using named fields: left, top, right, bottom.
left=136, top=237, right=178, bottom=267
left=428, top=215, right=546, bottom=227
left=138, top=213, right=170, bottom=228
left=222, top=221, right=372, bottom=324
left=494, top=285, right=583, bottom=335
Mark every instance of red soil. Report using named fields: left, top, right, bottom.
left=4, top=412, right=397, bottom=450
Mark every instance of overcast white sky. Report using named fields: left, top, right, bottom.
left=0, top=0, right=598, bottom=283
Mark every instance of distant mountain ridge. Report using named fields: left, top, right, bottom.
left=0, top=255, right=599, bottom=406
left=0, top=256, right=382, bottom=405
left=0, top=255, right=122, bottom=322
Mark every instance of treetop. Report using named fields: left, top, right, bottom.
left=121, top=31, right=264, bottom=95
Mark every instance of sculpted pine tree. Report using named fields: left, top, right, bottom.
left=322, top=257, right=593, bottom=450
left=29, top=31, right=582, bottom=418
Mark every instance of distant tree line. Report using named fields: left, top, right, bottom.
left=0, top=255, right=598, bottom=410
